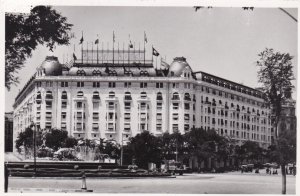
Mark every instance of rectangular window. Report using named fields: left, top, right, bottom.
left=184, top=103, right=190, bottom=110
left=61, top=112, right=66, bottom=121
left=140, top=82, right=147, bottom=88
left=156, top=82, right=163, bottom=88
left=172, top=124, right=179, bottom=132
left=92, top=123, right=99, bottom=131
left=46, top=101, right=52, bottom=109
left=124, top=123, right=131, bottom=131
left=61, top=82, right=68, bottom=87
left=93, top=102, right=99, bottom=110
left=62, top=101, right=67, bottom=109
left=108, top=82, right=116, bottom=88
left=77, top=82, right=84, bottom=87
left=46, top=112, right=52, bottom=121
left=157, top=102, right=162, bottom=110
left=93, top=82, right=100, bottom=87
left=124, top=82, right=131, bottom=88
left=173, top=103, right=179, bottom=110
left=36, top=112, right=41, bottom=121
left=61, top=122, right=66, bottom=131
left=124, top=102, right=131, bottom=110
left=77, top=102, right=83, bottom=109
left=93, top=112, right=99, bottom=121
left=156, top=124, right=162, bottom=131
left=157, top=113, right=162, bottom=123
left=124, top=113, right=131, bottom=122
left=173, top=113, right=179, bottom=121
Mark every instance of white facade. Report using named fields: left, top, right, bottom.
left=13, top=56, right=272, bottom=148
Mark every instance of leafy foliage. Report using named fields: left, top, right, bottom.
left=256, top=48, right=294, bottom=126
left=128, top=131, right=162, bottom=169
left=5, top=6, right=73, bottom=90
left=45, top=129, right=69, bottom=150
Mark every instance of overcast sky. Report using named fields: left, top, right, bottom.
left=5, top=6, right=297, bottom=112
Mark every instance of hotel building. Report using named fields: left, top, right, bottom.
left=13, top=54, right=273, bottom=149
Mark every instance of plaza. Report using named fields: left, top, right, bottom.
left=8, top=172, right=296, bottom=194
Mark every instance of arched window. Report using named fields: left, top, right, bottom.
left=157, top=92, right=163, bottom=101
left=61, top=91, right=67, bottom=99
left=36, top=91, right=42, bottom=100
left=93, top=91, right=100, bottom=99
left=124, top=92, right=132, bottom=100
left=45, top=91, right=53, bottom=99
left=184, top=93, right=191, bottom=101
left=92, top=70, right=101, bottom=76
left=109, top=91, right=115, bottom=98
left=77, top=70, right=86, bottom=76
left=141, top=92, right=147, bottom=98
left=77, top=91, right=84, bottom=97
left=172, top=92, right=180, bottom=100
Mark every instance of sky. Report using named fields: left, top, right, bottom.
left=5, top=6, right=298, bottom=112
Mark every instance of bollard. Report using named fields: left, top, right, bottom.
left=75, top=171, right=93, bottom=192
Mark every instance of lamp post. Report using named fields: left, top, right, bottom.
left=30, top=122, right=37, bottom=176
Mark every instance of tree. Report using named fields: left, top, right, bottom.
left=45, top=129, right=69, bottom=150
left=239, top=141, right=263, bottom=164
left=5, top=6, right=73, bottom=90
left=256, top=48, right=295, bottom=194
left=128, top=131, right=162, bottom=169
left=160, top=131, right=185, bottom=161
left=184, top=128, right=218, bottom=169
left=15, top=127, right=43, bottom=152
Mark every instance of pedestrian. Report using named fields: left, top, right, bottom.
left=266, top=168, right=269, bottom=174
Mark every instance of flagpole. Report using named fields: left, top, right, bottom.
left=107, top=42, right=109, bottom=63
left=151, top=45, right=153, bottom=65
left=128, top=34, right=130, bottom=65
left=133, top=42, right=135, bottom=63
left=86, top=42, right=89, bottom=63
left=156, top=56, right=158, bottom=70
left=139, top=42, right=141, bottom=64
left=81, top=31, right=83, bottom=64
left=144, top=31, right=146, bottom=66
left=113, top=31, right=115, bottom=66
left=97, top=35, right=99, bottom=65
left=91, top=42, right=93, bottom=64
left=123, top=42, right=125, bottom=65
left=118, top=42, right=119, bottom=65
left=102, top=42, right=103, bottom=64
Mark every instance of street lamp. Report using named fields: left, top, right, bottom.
left=30, top=122, right=37, bottom=176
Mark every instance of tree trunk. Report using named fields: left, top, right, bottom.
left=281, top=164, right=286, bottom=194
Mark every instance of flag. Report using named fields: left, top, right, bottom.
left=129, top=41, right=133, bottom=48
left=65, top=60, right=74, bottom=68
left=73, top=53, right=77, bottom=60
left=152, top=47, right=159, bottom=56
left=95, top=39, right=99, bottom=44
left=79, top=35, right=84, bottom=44
left=144, top=32, right=147, bottom=43
left=161, top=58, right=170, bottom=69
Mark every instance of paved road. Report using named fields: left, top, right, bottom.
left=8, top=172, right=296, bottom=194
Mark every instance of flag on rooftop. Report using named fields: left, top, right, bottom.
left=129, top=41, right=133, bottom=48
left=144, top=32, right=147, bottom=43
left=79, top=35, right=84, bottom=44
left=73, top=53, right=77, bottom=60
left=95, top=38, right=99, bottom=44
left=152, top=47, right=159, bottom=56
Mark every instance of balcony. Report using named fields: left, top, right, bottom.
left=184, top=97, right=191, bottom=101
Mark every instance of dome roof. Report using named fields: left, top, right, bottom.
left=40, top=56, right=62, bottom=76
left=168, top=57, right=191, bottom=77
left=68, top=67, right=79, bottom=75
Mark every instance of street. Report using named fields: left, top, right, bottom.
left=8, top=172, right=296, bottom=194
